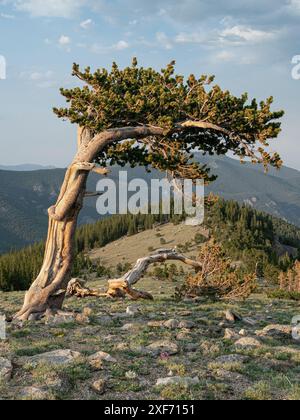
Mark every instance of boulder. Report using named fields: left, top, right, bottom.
left=146, top=340, right=179, bottom=356
left=256, top=324, right=292, bottom=341
left=24, top=349, right=81, bottom=367
left=235, top=337, right=262, bottom=348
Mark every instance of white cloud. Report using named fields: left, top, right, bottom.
left=113, top=40, right=129, bottom=51
left=175, top=32, right=206, bottom=44
left=156, top=32, right=173, bottom=50
left=19, top=69, right=56, bottom=88
left=220, top=25, right=277, bottom=44
left=90, top=40, right=130, bottom=54
left=215, top=50, right=235, bottom=62
left=80, top=18, right=93, bottom=29
left=0, top=12, right=15, bottom=18
left=288, top=0, right=300, bottom=13
left=14, top=0, right=86, bottom=18
left=58, top=35, right=71, bottom=46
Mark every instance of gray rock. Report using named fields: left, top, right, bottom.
left=91, top=379, right=106, bottom=395
left=146, top=340, right=179, bottom=356
left=164, top=319, right=179, bottom=330
left=256, top=324, right=292, bottom=340
left=24, top=349, right=81, bottom=367
left=147, top=321, right=165, bottom=328
left=225, top=310, right=242, bottom=323
left=156, top=376, right=199, bottom=387
left=121, top=323, right=140, bottom=331
left=235, top=337, right=262, bottom=348
left=243, top=317, right=257, bottom=326
left=45, top=312, right=75, bottom=325
left=19, top=387, right=50, bottom=400
left=126, top=305, right=141, bottom=316
left=178, top=320, right=196, bottom=329
left=224, top=328, right=240, bottom=340
left=88, top=351, right=117, bottom=365
left=0, top=357, right=12, bottom=381
left=215, top=354, right=248, bottom=364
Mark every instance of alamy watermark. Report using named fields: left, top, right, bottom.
left=291, top=55, right=300, bottom=80
left=292, top=316, right=300, bottom=341
left=0, top=55, right=6, bottom=80
left=95, top=172, right=205, bottom=226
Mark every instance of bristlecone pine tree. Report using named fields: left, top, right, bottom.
left=15, top=59, right=284, bottom=320
left=279, top=261, right=300, bottom=293
left=175, top=239, right=257, bottom=300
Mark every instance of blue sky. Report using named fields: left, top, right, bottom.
left=0, top=0, right=299, bottom=169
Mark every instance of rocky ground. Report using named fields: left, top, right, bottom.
left=0, top=276, right=300, bottom=400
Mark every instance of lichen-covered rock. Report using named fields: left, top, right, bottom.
left=24, top=349, right=81, bottom=367
left=146, top=340, right=179, bottom=356
left=235, top=337, right=262, bottom=348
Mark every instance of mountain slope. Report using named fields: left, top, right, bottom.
left=0, top=156, right=300, bottom=253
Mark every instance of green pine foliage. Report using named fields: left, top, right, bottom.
left=53, top=60, right=284, bottom=183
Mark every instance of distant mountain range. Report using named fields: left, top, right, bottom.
left=0, top=156, right=299, bottom=253
left=0, top=164, right=56, bottom=171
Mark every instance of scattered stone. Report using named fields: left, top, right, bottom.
left=225, top=310, right=242, bottom=323
left=215, top=369, right=248, bottom=382
left=82, top=307, right=93, bottom=317
left=121, top=323, right=140, bottom=331
left=114, top=343, right=129, bottom=351
left=178, top=311, right=193, bottom=317
left=24, top=349, right=81, bottom=367
left=239, top=329, right=247, bottom=336
left=156, top=376, right=199, bottom=387
left=45, top=312, right=75, bottom=325
left=164, top=319, right=179, bottom=330
left=88, top=351, right=117, bottom=368
left=176, top=330, right=192, bottom=341
left=243, top=317, right=257, bottom=326
left=224, top=328, right=240, bottom=340
left=256, top=324, right=292, bottom=341
left=147, top=321, right=165, bottom=328
left=91, top=379, right=106, bottom=395
left=178, top=320, right=196, bottom=329
left=146, top=340, right=179, bottom=356
left=19, top=387, right=51, bottom=400
left=215, top=354, right=248, bottom=364
left=0, top=357, right=12, bottom=381
left=235, top=337, right=262, bottom=348
left=75, top=313, right=91, bottom=324
left=126, top=305, right=141, bottom=316
left=95, top=316, right=114, bottom=326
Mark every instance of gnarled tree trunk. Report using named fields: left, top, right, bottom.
left=15, top=163, right=89, bottom=320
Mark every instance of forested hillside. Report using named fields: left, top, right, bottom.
left=1, top=156, right=300, bottom=253
left=1, top=199, right=299, bottom=292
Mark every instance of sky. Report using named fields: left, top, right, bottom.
left=0, top=0, right=299, bottom=169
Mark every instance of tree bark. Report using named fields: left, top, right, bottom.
left=66, top=249, right=202, bottom=301
left=14, top=163, right=89, bottom=321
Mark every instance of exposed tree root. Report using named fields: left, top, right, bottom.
left=66, top=249, right=202, bottom=301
